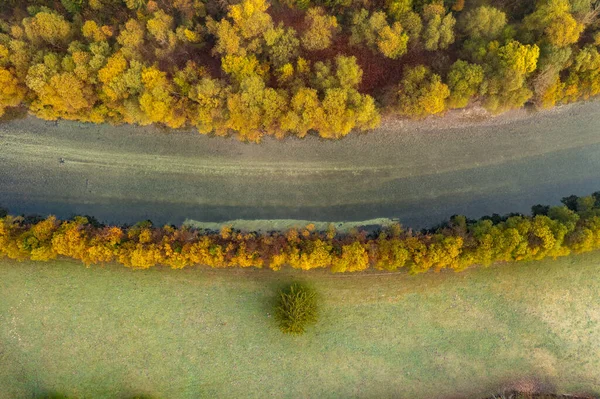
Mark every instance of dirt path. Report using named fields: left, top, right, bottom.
left=1, top=101, right=600, bottom=227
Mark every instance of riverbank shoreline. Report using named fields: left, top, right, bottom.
left=1, top=97, right=566, bottom=141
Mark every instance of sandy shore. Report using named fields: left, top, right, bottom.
left=183, top=217, right=399, bottom=232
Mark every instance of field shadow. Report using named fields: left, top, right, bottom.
left=33, top=391, right=163, bottom=399
left=34, top=392, right=72, bottom=399
left=0, top=106, right=27, bottom=122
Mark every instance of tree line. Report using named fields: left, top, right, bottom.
left=0, top=0, right=599, bottom=140
left=2, top=192, right=600, bottom=272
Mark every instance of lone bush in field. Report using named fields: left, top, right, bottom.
left=275, top=283, right=318, bottom=335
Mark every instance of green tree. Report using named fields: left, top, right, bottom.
left=446, top=60, right=484, bottom=108
left=497, top=40, right=539, bottom=75
left=334, top=55, right=362, bottom=89
left=350, top=9, right=380, bottom=48
left=548, top=205, right=580, bottom=231
left=398, top=11, right=422, bottom=45
left=263, top=25, right=299, bottom=67
left=377, top=23, right=409, bottom=59
left=98, top=52, right=143, bottom=103
left=563, top=45, right=600, bottom=101
left=275, top=283, right=318, bottom=335
left=571, top=0, right=592, bottom=15
left=225, top=75, right=288, bottom=141
left=188, top=77, right=230, bottom=136
left=533, top=44, right=572, bottom=107
left=387, top=0, right=412, bottom=21
left=221, top=54, right=267, bottom=85
left=310, top=60, right=337, bottom=92
left=22, top=11, right=72, bottom=47
left=280, top=0, right=311, bottom=10
left=5, top=39, right=32, bottom=79
left=481, top=40, right=540, bottom=113
left=117, top=19, right=146, bottom=60
left=147, top=10, right=175, bottom=47
left=172, top=0, right=206, bottom=20
left=524, top=0, right=584, bottom=48
left=308, top=56, right=363, bottom=92
left=82, top=20, right=108, bottom=42
left=370, top=235, right=410, bottom=271
left=125, top=0, right=147, bottom=10
left=422, top=2, right=455, bottom=51
left=459, top=6, right=506, bottom=40
left=61, top=0, right=85, bottom=13
left=350, top=10, right=408, bottom=59
left=301, top=7, right=339, bottom=51
left=396, top=65, right=450, bottom=117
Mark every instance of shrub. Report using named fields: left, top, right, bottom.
left=275, top=283, right=318, bottom=335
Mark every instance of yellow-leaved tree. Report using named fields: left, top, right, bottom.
left=396, top=65, right=449, bottom=117
left=301, top=7, right=339, bottom=51
left=139, top=65, right=187, bottom=128
left=524, top=0, right=584, bottom=48
left=0, top=68, right=26, bottom=117
left=22, top=11, right=72, bottom=48
left=207, top=0, right=273, bottom=57
left=350, top=10, right=409, bottom=59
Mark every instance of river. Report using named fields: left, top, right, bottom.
left=1, top=101, right=600, bottom=228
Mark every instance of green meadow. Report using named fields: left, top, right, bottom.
left=1, top=253, right=599, bottom=398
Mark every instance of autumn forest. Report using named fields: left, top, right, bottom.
left=0, top=0, right=599, bottom=141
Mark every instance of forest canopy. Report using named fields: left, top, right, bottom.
left=0, top=0, right=599, bottom=140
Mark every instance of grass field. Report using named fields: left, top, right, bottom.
left=1, top=254, right=599, bottom=399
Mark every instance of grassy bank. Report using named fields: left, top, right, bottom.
left=1, top=253, right=599, bottom=398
